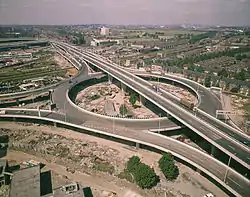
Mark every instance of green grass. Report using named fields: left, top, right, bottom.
left=118, top=170, right=134, bottom=182
left=93, top=162, right=115, bottom=174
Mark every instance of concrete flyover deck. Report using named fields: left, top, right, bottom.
left=128, top=72, right=250, bottom=147
left=51, top=56, right=181, bottom=131
left=54, top=42, right=250, bottom=170
left=0, top=112, right=249, bottom=197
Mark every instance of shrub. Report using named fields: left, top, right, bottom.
left=158, top=153, right=179, bottom=180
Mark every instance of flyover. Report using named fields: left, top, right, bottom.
left=0, top=111, right=249, bottom=197
left=50, top=48, right=181, bottom=131
left=1, top=40, right=249, bottom=196
left=130, top=72, right=250, bottom=146
left=54, top=42, right=250, bottom=170
left=0, top=41, right=181, bottom=131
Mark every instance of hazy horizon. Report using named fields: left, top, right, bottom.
left=1, top=0, right=250, bottom=26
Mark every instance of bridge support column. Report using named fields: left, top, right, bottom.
left=13, top=117, right=16, bottom=121
left=37, top=106, right=41, bottom=117
left=139, top=95, right=145, bottom=105
left=54, top=122, right=57, bottom=127
left=136, top=142, right=140, bottom=150
left=108, top=74, right=113, bottom=84
left=196, top=168, right=201, bottom=174
left=121, top=83, right=127, bottom=92
left=210, top=145, right=215, bottom=156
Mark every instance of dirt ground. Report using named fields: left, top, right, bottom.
left=0, top=121, right=228, bottom=197
left=222, top=93, right=249, bottom=133
left=54, top=54, right=78, bottom=77
left=76, top=83, right=157, bottom=118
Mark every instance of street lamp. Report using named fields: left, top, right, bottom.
left=223, top=156, right=232, bottom=182
left=32, top=93, right=35, bottom=105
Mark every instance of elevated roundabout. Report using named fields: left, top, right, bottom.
left=0, top=41, right=249, bottom=196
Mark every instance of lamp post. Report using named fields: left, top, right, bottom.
left=223, top=156, right=232, bottom=182
left=158, top=113, right=161, bottom=133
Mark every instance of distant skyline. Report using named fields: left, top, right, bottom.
left=0, top=0, right=250, bottom=26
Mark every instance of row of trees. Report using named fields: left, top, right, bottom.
left=72, top=33, right=86, bottom=45
left=123, top=153, right=179, bottom=189
left=152, top=46, right=250, bottom=74
left=57, top=29, right=86, bottom=45
left=189, top=31, right=217, bottom=44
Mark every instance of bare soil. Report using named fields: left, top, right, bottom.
left=0, top=121, right=227, bottom=197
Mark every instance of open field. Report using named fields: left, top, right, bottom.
left=0, top=53, right=77, bottom=94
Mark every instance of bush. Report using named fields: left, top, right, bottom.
left=158, top=153, right=179, bottom=180
left=119, top=104, right=128, bottom=116
left=126, top=156, right=140, bottom=173
left=129, top=92, right=138, bottom=106
left=125, top=156, right=159, bottom=189
left=134, top=163, right=159, bottom=189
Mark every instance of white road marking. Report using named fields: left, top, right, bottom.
left=228, top=145, right=236, bottom=150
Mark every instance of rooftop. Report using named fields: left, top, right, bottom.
left=9, top=165, right=40, bottom=197
left=53, top=183, right=85, bottom=197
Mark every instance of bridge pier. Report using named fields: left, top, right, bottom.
left=54, top=122, right=57, bottom=127
left=136, top=142, right=140, bottom=150
left=13, top=117, right=16, bottom=121
left=210, top=145, right=215, bottom=156
left=139, top=95, right=145, bottom=105
left=108, top=74, right=113, bottom=84
left=121, top=83, right=127, bottom=92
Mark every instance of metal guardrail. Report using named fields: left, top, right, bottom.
left=195, top=108, right=250, bottom=141
left=0, top=113, right=248, bottom=197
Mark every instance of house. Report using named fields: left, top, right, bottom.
left=9, top=164, right=85, bottom=197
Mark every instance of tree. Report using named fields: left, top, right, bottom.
left=196, top=66, right=204, bottom=73
left=129, top=92, right=137, bottom=106
left=158, top=153, right=179, bottom=181
left=218, top=68, right=229, bottom=78
left=126, top=156, right=140, bottom=173
left=125, top=156, right=160, bottom=189
left=78, top=34, right=86, bottom=45
left=119, top=104, right=128, bottom=116
left=134, top=163, right=159, bottom=189
left=204, top=75, right=211, bottom=87
left=188, top=65, right=195, bottom=71
left=235, top=69, right=246, bottom=81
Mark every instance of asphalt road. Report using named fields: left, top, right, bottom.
left=164, top=74, right=222, bottom=116
left=63, top=46, right=249, bottom=168
left=133, top=73, right=250, bottom=147
left=1, top=112, right=249, bottom=197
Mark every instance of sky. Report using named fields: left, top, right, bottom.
left=0, top=0, right=250, bottom=26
